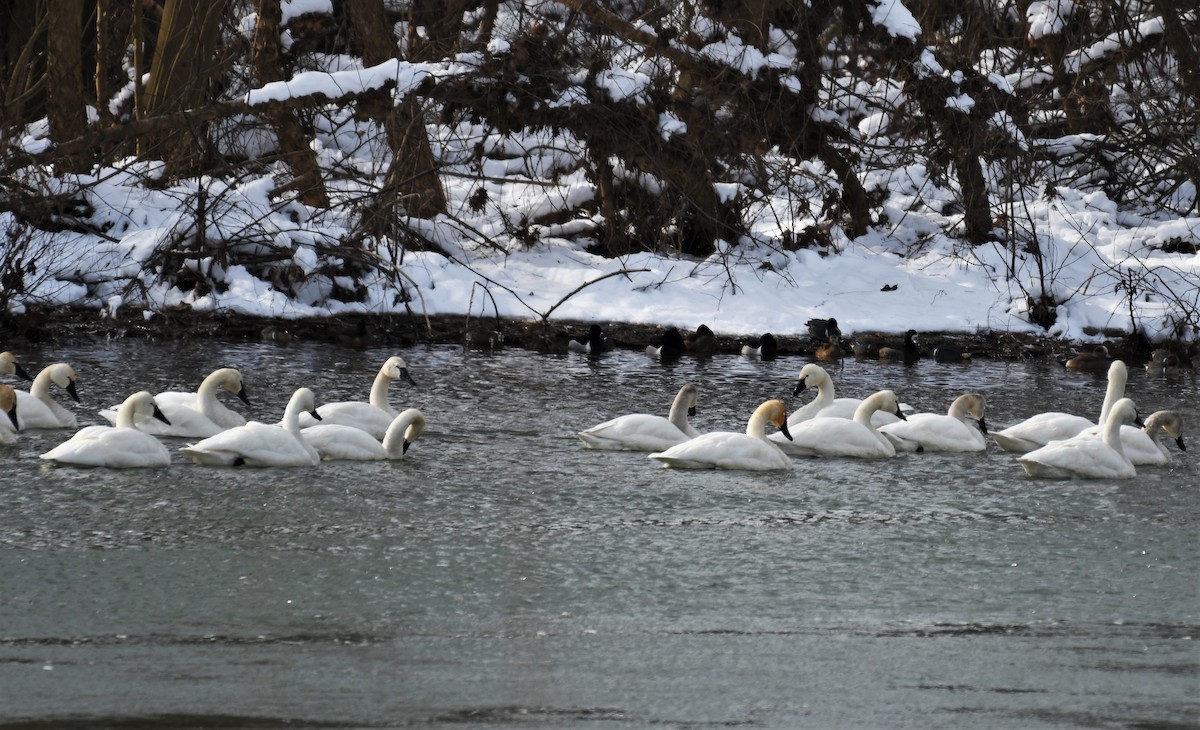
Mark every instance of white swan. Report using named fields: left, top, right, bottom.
left=181, top=387, right=322, bottom=467
left=814, top=396, right=903, bottom=427
left=0, top=384, right=19, bottom=444
left=649, top=399, right=793, bottom=471
left=1077, top=409, right=1185, bottom=466
left=303, top=408, right=427, bottom=461
left=298, top=356, right=414, bottom=438
left=772, top=390, right=906, bottom=458
left=787, top=364, right=835, bottom=425
left=99, top=367, right=251, bottom=437
left=40, top=391, right=171, bottom=468
left=878, top=393, right=988, bottom=453
left=1018, top=398, right=1141, bottom=479
left=14, top=363, right=80, bottom=429
left=577, top=383, right=700, bottom=451
left=0, top=351, right=31, bottom=381
left=992, top=360, right=1127, bottom=453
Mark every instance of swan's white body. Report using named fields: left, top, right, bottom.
left=649, top=399, right=792, bottom=471
left=787, top=364, right=835, bottom=425
left=1077, top=409, right=1185, bottom=466
left=298, top=356, right=413, bottom=438
left=0, top=384, right=18, bottom=444
left=182, top=388, right=321, bottom=467
left=40, top=391, right=171, bottom=468
left=992, top=360, right=1127, bottom=453
left=1018, top=398, right=1140, bottom=479
left=15, top=363, right=79, bottom=429
left=773, top=390, right=905, bottom=458
left=100, top=368, right=251, bottom=437
left=304, top=409, right=426, bottom=461
left=815, top=397, right=902, bottom=427
left=878, top=393, right=988, bottom=453
left=578, top=383, right=700, bottom=451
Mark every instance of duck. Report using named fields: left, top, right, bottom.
left=298, top=356, right=415, bottom=438
left=772, top=390, right=907, bottom=458
left=1144, top=349, right=1181, bottom=375
left=568, top=324, right=615, bottom=354
left=992, top=360, right=1127, bottom=453
left=646, top=327, right=686, bottom=360
left=878, top=330, right=920, bottom=364
left=1076, top=409, right=1185, bottom=466
left=815, top=335, right=844, bottom=362
left=1017, top=398, right=1142, bottom=479
left=649, top=399, right=792, bottom=471
left=806, top=317, right=840, bottom=343
left=852, top=333, right=884, bottom=359
left=40, top=391, right=171, bottom=468
left=684, top=324, right=719, bottom=356
left=99, top=367, right=252, bottom=437
left=303, top=408, right=427, bottom=461
left=0, top=352, right=31, bottom=381
left=787, top=363, right=836, bottom=425
left=181, top=387, right=322, bottom=467
left=740, top=333, right=778, bottom=359
left=0, top=384, right=19, bottom=444
left=14, top=363, right=80, bottom=429
left=1064, top=345, right=1112, bottom=372
left=933, top=344, right=972, bottom=363
left=878, top=393, right=988, bottom=452
left=578, top=383, right=700, bottom=451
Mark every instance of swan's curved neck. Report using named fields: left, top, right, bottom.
left=115, top=399, right=139, bottom=429
left=1098, top=367, right=1126, bottom=423
left=31, top=368, right=54, bottom=398
left=369, top=371, right=395, bottom=409
left=853, top=396, right=883, bottom=428
left=1101, top=411, right=1126, bottom=456
left=947, top=397, right=970, bottom=421
left=282, top=403, right=305, bottom=433
left=668, top=392, right=692, bottom=430
left=382, top=411, right=424, bottom=455
left=813, top=377, right=834, bottom=410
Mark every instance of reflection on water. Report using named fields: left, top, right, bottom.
left=1, top=339, right=1197, bottom=728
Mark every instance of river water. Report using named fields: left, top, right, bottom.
left=0, top=337, right=1196, bottom=728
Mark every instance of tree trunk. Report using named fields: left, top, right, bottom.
left=46, top=0, right=89, bottom=171
left=344, top=0, right=446, bottom=225
left=1, top=0, right=46, bottom=126
left=140, top=0, right=229, bottom=174
left=252, top=0, right=330, bottom=207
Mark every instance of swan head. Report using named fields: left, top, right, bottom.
left=291, top=387, right=322, bottom=420
left=402, top=409, right=427, bottom=454
left=1108, top=398, right=1143, bottom=428
left=859, top=390, right=906, bottom=422
left=0, top=384, right=17, bottom=429
left=1144, top=410, right=1186, bottom=451
left=125, top=391, right=171, bottom=426
left=792, top=363, right=830, bottom=397
left=212, top=368, right=252, bottom=405
left=760, top=399, right=792, bottom=441
left=951, top=392, right=988, bottom=434
left=678, top=383, right=699, bottom=416
left=0, top=352, right=31, bottom=380
left=46, top=364, right=80, bottom=402
left=382, top=356, right=416, bottom=386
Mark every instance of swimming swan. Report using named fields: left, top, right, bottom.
left=15, top=363, right=80, bottom=429
left=649, top=399, right=793, bottom=471
left=577, top=383, right=700, bottom=451
left=787, top=364, right=835, bottom=425
left=303, top=408, right=427, bottom=461
left=991, top=360, right=1127, bottom=453
left=99, top=367, right=251, bottom=437
left=0, top=352, right=31, bottom=381
left=0, top=384, right=19, bottom=444
left=1018, top=398, right=1142, bottom=479
left=878, top=393, right=988, bottom=453
left=772, top=390, right=907, bottom=458
left=182, top=387, right=322, bottom=467
left=40, top=391, right=171, bottom=468
left=298, top=356, right=414, bottom=438
left=1077, top=409, right=1185, bottom=466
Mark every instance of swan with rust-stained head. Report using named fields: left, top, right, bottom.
left=40, top=391, right=171, bottom=468
left=298, top=356, right=415, bottom=438
left=773, top=390, right=906, bottom=458
left=0, top=352, right=31, bottom=381
left=649, top=399, right=792, bottom=471
left=304, top=408, right=427, bottom=461
left=182, top=388, right=321, bottom=467
left=1077, top=408, right=1185, bottom=466
left=1018, top=398, right=1142, bottom=479
left=15, top=363, right=80, bottom=429
left=992, top=360, right=1127, bottom=453
left=879, top=393, right=988, bottom=453
left=100, top=367, right=251, bottom=437
left=578, top=383, right=700, bottom=451
left=0, top=384, right=19, bottom=444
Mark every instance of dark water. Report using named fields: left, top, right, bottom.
left=1, top=338, right=1196, bottom=728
